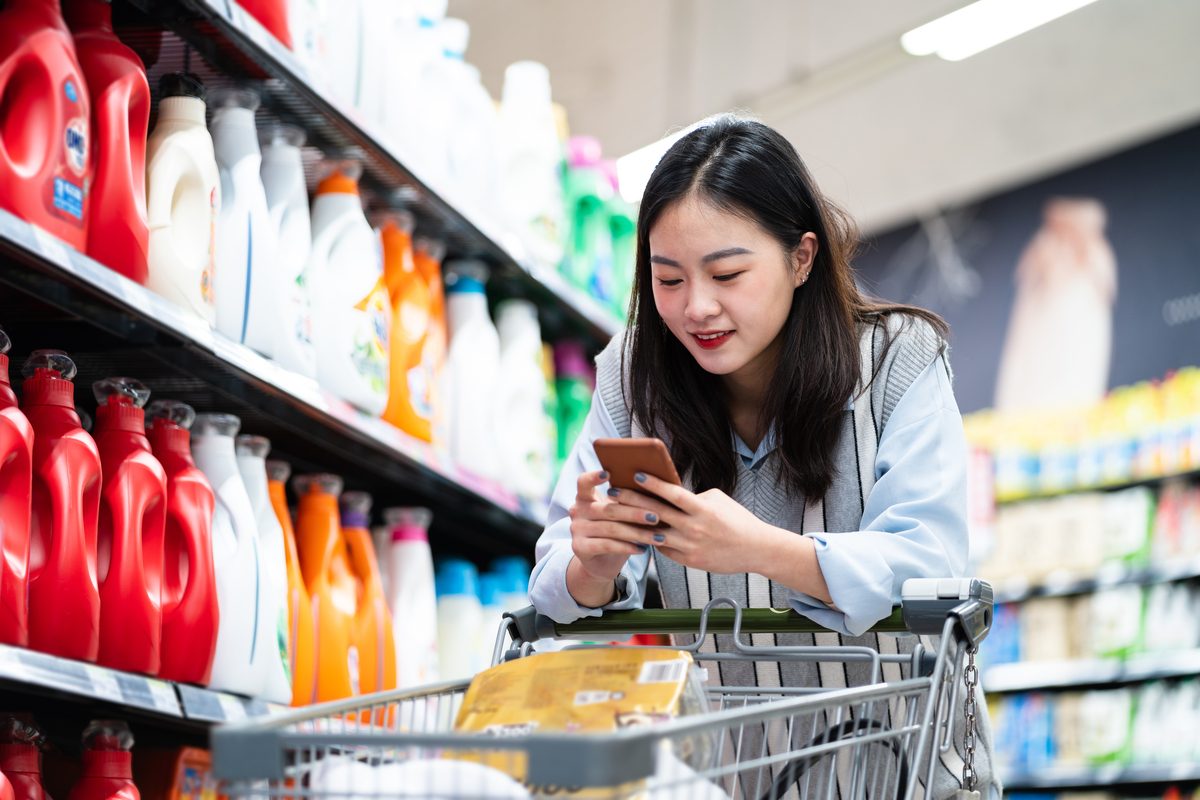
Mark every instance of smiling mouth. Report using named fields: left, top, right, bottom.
left=691, top=330, right=734, bottom=349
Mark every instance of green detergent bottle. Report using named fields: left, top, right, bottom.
left=553, top=341, right=594, bottom=464
left=562, top=136, right=615, bottom=303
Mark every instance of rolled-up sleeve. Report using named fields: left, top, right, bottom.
left=789, top=357, right=969, bottom=636
left=528, top=388, right=651, bottom=624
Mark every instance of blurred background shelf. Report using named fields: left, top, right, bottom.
left=984, top=649, right=1200, bottom=693
left=1005, top=764, right=1200, bottom=792
left=994, top=557, right=1200, bottom=604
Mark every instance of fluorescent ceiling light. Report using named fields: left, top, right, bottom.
left=615, top=124, right=699, bottom=204
left=901, top=0, right=1100, bottom=62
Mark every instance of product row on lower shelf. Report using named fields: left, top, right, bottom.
left=992, top=681, right=1200, bottom=782
left=0, top=715, right=220, bottom=798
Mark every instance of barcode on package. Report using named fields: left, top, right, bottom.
left=637, top=659, right=688, bottom=684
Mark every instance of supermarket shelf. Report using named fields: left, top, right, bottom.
left=0, top=644, right=284, bottom=727
left=984, top=649, right=1200, bottom=693
left=1005, top=763, right=1200, bottom=791
left=995, top=467, right=1200, bottom=507
left=0, top=209, right=544, bottom=556
left=128, top=0, right=623, bottom=344
left=994, top=556, right=1200, bottom=604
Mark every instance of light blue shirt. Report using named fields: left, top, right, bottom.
left=529, top=358, right=969, bottom=635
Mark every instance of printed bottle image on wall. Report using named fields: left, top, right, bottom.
left=994, top=197, right=1118, bottom=412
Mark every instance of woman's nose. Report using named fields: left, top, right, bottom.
left=684, top=284, right=720, bottom=321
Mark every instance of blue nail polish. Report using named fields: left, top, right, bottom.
left=607, top=488, right=620, bottom=497
left=653, top=533, right=666, bottom=544
left=635, top=472, right=647, bottom=483
left=598, top=470, right=609, bottom=480
left=645, top=512, right=658, bottom=523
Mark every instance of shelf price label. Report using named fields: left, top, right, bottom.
left=84, top=666, right=123, bottom=704
left=217, top=693, right=247, bottom=721
left=146, top=679, right=180, bottom=714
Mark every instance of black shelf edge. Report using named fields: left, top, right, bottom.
left=994, top=556, right=1200, bottom=604
left=1005, top=763, right=1200, bottom=791
left=984, top=649, right=1200, bottom=693
left=0, top=209, right=544, bottom=554
left=995, top=467, right=1200, bottom=507
left=0, top=644, right=284, bottom=727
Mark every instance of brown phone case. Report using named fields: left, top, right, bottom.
left=593, top=437, right=682, bottom=492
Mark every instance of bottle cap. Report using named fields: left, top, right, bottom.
left=567, top=135, right=603, bottom=169
left=440, top=17, right=469, bottom=59
left=478, top=573, right=505, bottom=606
left=339, top=490, right=372, bottom=528
left=92, top=377, right=150, bottom=408
left=266, top=459, right=291, bottom=483
left=259, top=122, right=305, bottom=149
left=209, top=86, right=260, bottom=112
left=384, top=507, right=432, bottom=542
left=317, top=158, right=363, bottom=194
left=81, top=720, right=134, bottom=751
left=0, top=328, right=10, bottom=355
left=490, top=556, right=531, bottom=581
left=373, top=208, right=416, bottom=234
left=502, top=60, right=551, bottom=107
left=444, top=260, right=489, bottom=295
left=22, top=349, right=76, bottom=381
left=159, top=72, right=206, bottom=102
left=147, top=399, right=196, bottom=430
left=292, top=473, right=343, bottom=497
left=235, top=434, right=271, bottom=459
left=436, top=559, right=478, bottom=598
left=414, top=237, right=447, bottom=264
left=192, top=412, right=241, bottom=438
left=553, top=341, right=591, bottom=378
left=495, top=299, right=538, bottom=325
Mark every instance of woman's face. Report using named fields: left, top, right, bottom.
left=648, top=194, right=815, bottom=388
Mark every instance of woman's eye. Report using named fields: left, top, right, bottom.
left=714, top=271, right=744, bottom=282
left=656, top=278, right=683, bottom=287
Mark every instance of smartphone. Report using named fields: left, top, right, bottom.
left=593, top=437, right=682, bottom=492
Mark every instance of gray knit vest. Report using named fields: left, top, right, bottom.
left=593, top=314, right=999, bottom=799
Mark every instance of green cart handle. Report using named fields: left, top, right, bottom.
left=504, top=577, right=992, bottom=647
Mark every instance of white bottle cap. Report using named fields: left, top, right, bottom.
left=440, top=17, right=469, bottom=60
left=502, top=61, right=551, bottom=107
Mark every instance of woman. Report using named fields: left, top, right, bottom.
left=530, top=116, right=999, bottom=799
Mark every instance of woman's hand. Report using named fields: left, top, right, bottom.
left=608, top=473, right=779, bottom=575
left=565, top=470, right=662, bottom=606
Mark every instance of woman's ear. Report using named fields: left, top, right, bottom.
left=792, top=232, right=819, bottom=288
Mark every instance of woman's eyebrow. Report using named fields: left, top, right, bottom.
left=650, top=247, right=753, bottom=268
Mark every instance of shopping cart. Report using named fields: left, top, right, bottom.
left=211, top=577, right=992, bottom=800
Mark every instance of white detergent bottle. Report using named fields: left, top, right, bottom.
left=190, top=413, right=266, bottom=698
left=495, top=300, right=552, bottom=500
left=443, top=260, right=500, bottom=480
left=436, top=558, right=482, bottom=681
left=498, top=61, right=564, bottom=268
left=210, top=87, right=279, bottom=356
left=384, top=507, right=438, bottom=689
left=260, top=124, right=315, bottom=378
left=146, top=72, right=220, bottom=324
left=436, top=19, right=499, bottom=215
left=477, top=573, right=505, bottom=668
left=235, top=435, right=292, bottom=704
left=307, top=159, right=391, bottom=415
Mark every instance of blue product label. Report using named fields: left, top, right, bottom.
left=65, top=80, right=78, bottom=103
left=53, top=178, right=84, bottom=220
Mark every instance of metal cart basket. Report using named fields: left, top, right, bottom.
left=211, top=577, right=992, bottom=800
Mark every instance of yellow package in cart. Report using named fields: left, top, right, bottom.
left=452, top=647, right=711, bottom=797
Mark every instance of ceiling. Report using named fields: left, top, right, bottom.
left=448, top=0, right=1200, bottom=234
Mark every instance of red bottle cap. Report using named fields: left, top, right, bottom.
left=93, top=376, right=150, bottom=434
left=20, top=350, right=78, bottom=408
left=147, top=399, right=196, bottom=454
left=266, top=459, right=291, bottom=484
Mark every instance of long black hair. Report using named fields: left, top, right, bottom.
left=625, top=116, right=947, bottom=498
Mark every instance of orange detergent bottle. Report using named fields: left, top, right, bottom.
left=0, top=0, right=92, bottom=251
left=0, top=329, right=33, bottom=647
left=64, top=0, right=150, bottom=283
left=340, top=491, right=396, bottom=695
left=267, top=460, right=315, bottom=706
left=379, top=209, right=434, bottom=441
left=22, top=350, right=101, bottom=662
left=92, top=377, right=166, bottom=675
left=413, top=238, right=448, bottom=446
left=293, top=473, right=358, bottom=702
left=147, top=400, right=218, bottom=686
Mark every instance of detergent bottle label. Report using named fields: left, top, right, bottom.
left=351, top=278, right=390, bottom=396
left=347, top=645, right=361, bottom=696
left=277, top=608, right=291, bottom=684
left=203, top=186, right=218, bottom=305
left=406, top=365, right=433, bottom=421
left=52, top=79, right=89, bottom=223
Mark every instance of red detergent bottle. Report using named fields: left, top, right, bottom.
left=93, top=377, right=166, bottom=675
left=148, top=399, right=218, bottom=685
left=22, top=349, right=102, bottom=662
left=64, top=0, right=150, bottom=283
left=68, top=720, right=139, bottom=800
left=0, top=0, right=92, bottom=251
left=0, top=329, right=33, bottom=647
left=0, top=717, right=50, bottom=800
